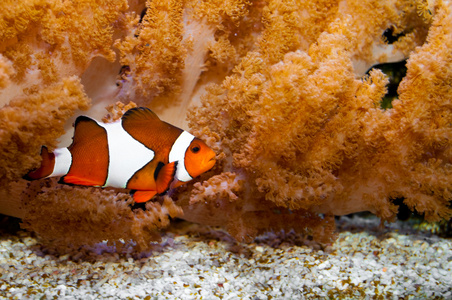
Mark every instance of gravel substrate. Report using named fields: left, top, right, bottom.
left=0, top=215, right=451, bottom=299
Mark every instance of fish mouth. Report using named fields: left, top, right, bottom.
left=204, top=155, right=216, bottom=171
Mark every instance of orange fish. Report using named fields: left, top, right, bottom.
left=26, top=107, right=216, bottom=203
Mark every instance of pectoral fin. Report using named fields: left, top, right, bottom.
left=155, top=161, right=177, bottom=194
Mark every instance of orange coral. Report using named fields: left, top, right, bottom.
left=0, top=77, right=90, bottom=183
left=102, top=101, right=138, bottom=123
left=114, top=0, right=186, bottom=98
left=190, top=172, right=244, bottom=204
left=177, top=171, right=336, bottom=244
left=183, top=0, right=452, bottom=241
left=21, top=179, right=183, bottom=252
left=0, top=54, right=13, bottom=88
left=0, top=0, right=129, bottom=181
left=0, top=0, right=450, bottom=250
left=113, top=0, right=254, bottom=128
left=0, top=0, right=128, bottom=104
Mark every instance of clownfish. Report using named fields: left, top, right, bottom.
left=25, top=107, right=216, bottom=203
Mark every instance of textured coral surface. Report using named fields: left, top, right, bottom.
left=0, top=0, right=450, bottom=250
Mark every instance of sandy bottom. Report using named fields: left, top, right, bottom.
left=0, top=214, right=451, bottom=299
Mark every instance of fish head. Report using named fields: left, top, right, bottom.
left=184, top=138, right=216, bottom=178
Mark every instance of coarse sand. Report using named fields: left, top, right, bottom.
left=0, top=214, right=451, bottom=299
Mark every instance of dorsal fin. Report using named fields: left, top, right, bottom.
left=121, top=107, right=183, bottom=155
left=121, top=107, right=160, bottom=126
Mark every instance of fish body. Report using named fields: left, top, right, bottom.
left=26, top=107, right=216, bottom=203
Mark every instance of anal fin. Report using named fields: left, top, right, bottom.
left=155, top=162, right=177, bottom=194
left=62, top=175, right=103, bottom=186
left=133, top=190, right=158, bottom=203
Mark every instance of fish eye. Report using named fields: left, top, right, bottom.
left=190, top=145, right=200, bottom=153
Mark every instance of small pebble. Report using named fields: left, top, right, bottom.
left=0, top=215, right=450, bottom=299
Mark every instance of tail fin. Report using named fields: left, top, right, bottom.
left=24, top=146, right=55, bottom=180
